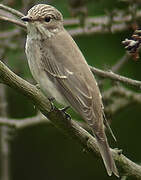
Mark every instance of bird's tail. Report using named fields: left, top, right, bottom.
left=95, top=133, right=119, bottom=177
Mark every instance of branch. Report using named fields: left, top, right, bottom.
left=0, top=114, right=91, bottom=132
left=0, top=115, right=50, bottom=129
left=90, top=66, right=141, bottom=90
left=0, top=61, right=141, bottom=178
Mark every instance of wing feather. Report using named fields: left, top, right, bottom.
left=39, top=31, right=104, bottom=128
left=40, top=50, right=95, bottom=125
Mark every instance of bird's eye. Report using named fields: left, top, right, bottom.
left=44, top=17, right=51, bottom=22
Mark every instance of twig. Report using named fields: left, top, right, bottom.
left=103, top=86, right=141, bottom=115
left=90, top=66, right=141, bottom=90
left=0, top=115, right=49, bottom=129
left=64, top=10, right=141, bottom=26
left=103, top=86, right=141, bottom=103
left=105, top=98, right=129, bottom=115
left=0, top=13, right=127, bottom=36
left=0, top=4, right=24, bottom=17
left=1, top=3, right=141, bottom=27
left=111, top=53, right=130, bottom=73
left=1, top=60, right=141, bottom=178
left=0, top=115, right=91, bottom=133
left=67, top=23, right=127, bottom=36
left=0, top=4, right=139, bottom=36
left=0, top=15, right=26, bottom=29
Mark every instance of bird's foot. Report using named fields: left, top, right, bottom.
left=48, top=97, right=55, bottom=102
left=48, top=97, right=56, bottom=111
left=36, top=84, right=40, bottom=89
left=60, top=106, right=71, bottom=120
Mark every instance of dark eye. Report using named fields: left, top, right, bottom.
left=44, top=17, right=51, bottom=22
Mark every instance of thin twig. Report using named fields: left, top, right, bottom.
left=105, top=98, right=129, bottom=115
left=90, top=66, right=141, bottom=90
left=1, top=4, right=141, bottom=27
left=0, top=4, right=139, bottom=36
left=0, top=115, right=49, bottom=129
left=111, top=53, right=130, bottom=73
left=103, top=86, right=141, bottom=103
left=0, top=15, right=26, bottom=29
left=0, top=4, right=24, bottom=17
left=64, top=10, right=141, bottom=26
left=67, top=23, right=127, bottom=36
left=103, top=86, right=141, bottom=115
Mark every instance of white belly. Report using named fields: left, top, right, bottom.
left=39, top=72, right=67, bottom=105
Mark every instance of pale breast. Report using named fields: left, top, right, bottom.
left=25, top=36, right=67, bottom=105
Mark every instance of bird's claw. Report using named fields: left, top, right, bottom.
left=60, top=106, right=71, bottom=120
left=48, top=97, right=56, bottom=111
left=36, top=84, right=40, bottom=89
left=48, top=97, right=55, bottom=102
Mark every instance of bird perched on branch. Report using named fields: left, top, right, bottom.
left=21, top=4, right=119, bottom=177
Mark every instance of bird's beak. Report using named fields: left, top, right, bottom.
left=21, top=16, right=31, bottom=22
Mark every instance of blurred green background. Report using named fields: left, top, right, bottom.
left=0, top=0, right=141, bottom=179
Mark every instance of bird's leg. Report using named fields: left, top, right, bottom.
left=48, top=97, right=56, bottom=111
left=60, top=106, right=71, bottom=120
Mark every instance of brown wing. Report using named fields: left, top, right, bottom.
left=40, top=31, right=100, bottom=127
left=41, top=50, right=96, bottom=126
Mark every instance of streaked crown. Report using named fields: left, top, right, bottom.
left=27, top=4, right=63, bottom=21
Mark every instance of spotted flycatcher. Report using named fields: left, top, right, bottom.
left=22, top=4, right=118, bottom=177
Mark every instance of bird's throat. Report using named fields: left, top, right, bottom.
left=27, top=23, right=55, bottom=40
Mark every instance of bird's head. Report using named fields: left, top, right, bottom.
left=21, top=4, right=64, bottom=38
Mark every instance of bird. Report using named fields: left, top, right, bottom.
left=21, top=4, right=119, bottom=177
